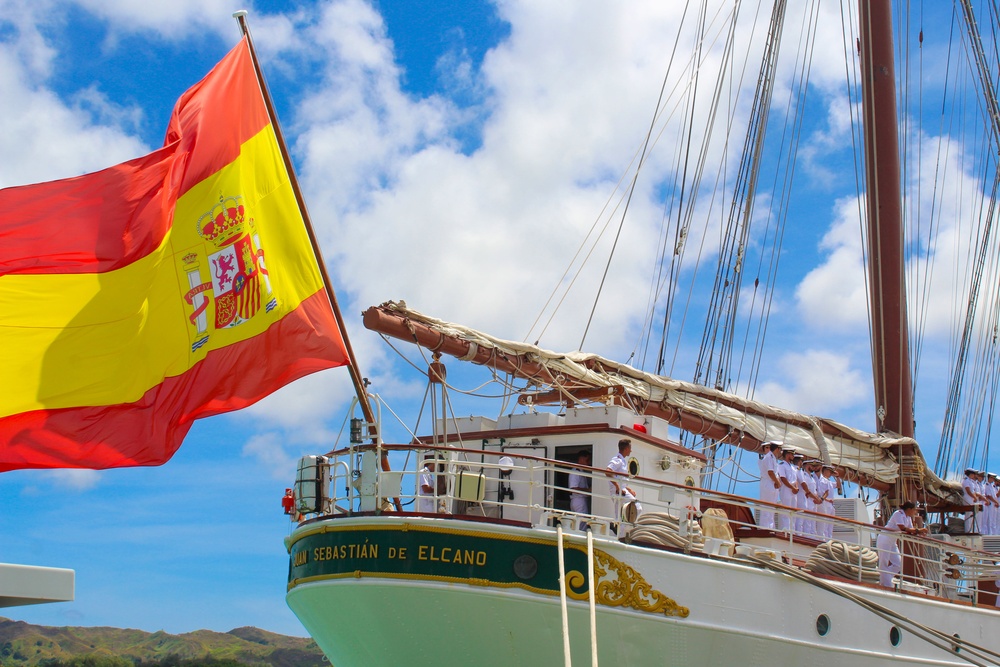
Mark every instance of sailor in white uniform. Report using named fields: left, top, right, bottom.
left=962, top=468, right=985, bottom=533
left=776, top=448, right=798, bottom=532
left=792, top=454, right=808, bottom=533
left=757, top=442, right=781, bottom=529
left=976, top=471, right=990, bottom=532
left=984, top=472, right=999, bottom=535
left=417, top=458, right=437, bottom=513
left=818, top=465, right=838, bottom=539
left=876, top=501, right=927, bottom=588
left=607, top=439, right=638, bottom=528
left=797, top=459, right=815, bottom=537
left=804, top=460, right=825, bottom=538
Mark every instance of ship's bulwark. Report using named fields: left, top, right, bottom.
left=286, top=517, right=988, bottom=666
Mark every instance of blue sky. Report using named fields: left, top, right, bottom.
left=1, top=0, right=997, bottom=637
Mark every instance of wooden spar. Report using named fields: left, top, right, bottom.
left=858, top=3, right=914, bottom=441
left=233, top=12, right=375, bottom=429
left=363, top=303, right=892, bottom=492
left=518, top=386, right=628, bottom=406
left=362, top=305, right=561, bottom=385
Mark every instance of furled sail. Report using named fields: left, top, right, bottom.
left=364, top=300, right=963, bottom=505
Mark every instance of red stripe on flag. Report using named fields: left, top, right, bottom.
left=0, top=291, right=346, bottom=471
left=0, top=147, right=174, bottom=275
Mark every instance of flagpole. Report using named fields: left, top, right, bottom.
left=233, top=10, right=376, bottom=430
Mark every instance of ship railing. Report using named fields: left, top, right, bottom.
left=304, top=444, right=1000, bottom=606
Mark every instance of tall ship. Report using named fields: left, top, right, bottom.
left=281, top=1, right=1000, bottom=665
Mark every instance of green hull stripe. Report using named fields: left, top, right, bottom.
left=288, top=524, right=591, bottom=597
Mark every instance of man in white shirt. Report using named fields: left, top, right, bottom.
left=757, top=442, right=781, bottom=529
left=876, top=501, right=927, bottom=588
left=417, top=458, right=438, bottom=513
left=962, top=468, right=985, bottom=533
left=792, top=454, right=808, bottom=534
left=607, top=439, right=638, bottom=527
left=805, top=460, right=827, bottom=538
left=776, top=448, right=798, bottom=532
left=983, top=473, right=999, bottom=535
left=818, top=465, right=838, bottom=539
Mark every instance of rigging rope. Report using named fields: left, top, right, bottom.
left=745, top=553, right=1000, bottom=666
left=557, top=522, right=572, bottom=667
left=586, top=528, right=599, bottom=667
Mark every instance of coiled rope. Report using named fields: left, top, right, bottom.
left=625, top=511, right=705, bottom=550
left=805, top=540, right=880, bottom=584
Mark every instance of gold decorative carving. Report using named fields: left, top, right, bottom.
left=567, top=550, right=689, bottom=618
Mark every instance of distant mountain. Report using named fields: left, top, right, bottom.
left=0, top=618, right=326, bottom=667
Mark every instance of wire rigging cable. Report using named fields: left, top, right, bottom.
left=933, top=0, right=1000, bottom=478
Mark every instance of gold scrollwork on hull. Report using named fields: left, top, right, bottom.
left=567, top=550, right=689, bottom=618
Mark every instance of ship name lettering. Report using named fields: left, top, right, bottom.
left=293, top=550, right=308, bottom=567
left=417, top=545, right=487, bottom=566
left=313, top=541, right=379, bottom=561
left=388, top=547, right=408, bottom=559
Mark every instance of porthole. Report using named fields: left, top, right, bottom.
left=684, top=476, right=696, bottom=487
left=815, top=614, right=830, bottom=636
left=627, top=456, right=640, bottom=476
left=889, top=626, right=902, bottom=647
left=513, top=555, right=538, bottom=580
left=951, top=633, right=961, bottom=653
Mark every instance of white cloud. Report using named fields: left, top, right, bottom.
left=0, top=3, right=149, bottom=187
left=795, top=196, right=869, bottom=331
left=45, top=468, right=102, bottom=491
left=241, top=431, right=297, bottom=480
left=242, top=368, right=351, bottom=436
left=285, top=1, right=715, bottom=362
left=71, top=0, right=244, bottom=39
left=755, top=349, right=869, bottom=416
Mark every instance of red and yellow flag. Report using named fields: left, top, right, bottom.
left=0, top=38, right=349, bottom=471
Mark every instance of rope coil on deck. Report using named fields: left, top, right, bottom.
left=804, top=540, right=880, bottom=583
left=625, top=512, right=705, bottom=549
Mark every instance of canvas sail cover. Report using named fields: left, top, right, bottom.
left=366, top=301, right=962, bottom=503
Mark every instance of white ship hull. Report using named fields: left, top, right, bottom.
left=286, top=516, right=996, bottom=666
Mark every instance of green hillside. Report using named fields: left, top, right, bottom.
left=0, top=619, right=326, bottom=667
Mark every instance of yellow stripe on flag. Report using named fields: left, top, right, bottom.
left=0, top=126, right=325, bottom=417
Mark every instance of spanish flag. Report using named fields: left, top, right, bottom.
left=0, top=38, right=349, bottom=471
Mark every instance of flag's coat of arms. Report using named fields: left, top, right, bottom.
left=182, top=195, right=276, bottom=350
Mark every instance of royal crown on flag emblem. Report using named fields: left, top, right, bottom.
left=197, top=195, right=248, bottom=248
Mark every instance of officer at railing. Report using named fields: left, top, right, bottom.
left=607, top=439, right=638, bottom=533
left=418, top=457, right=438, bottom=513
left=877, top=501, right=928, bottom=588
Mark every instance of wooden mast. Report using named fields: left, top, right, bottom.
left=858, top=1, right=917, bottom=502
